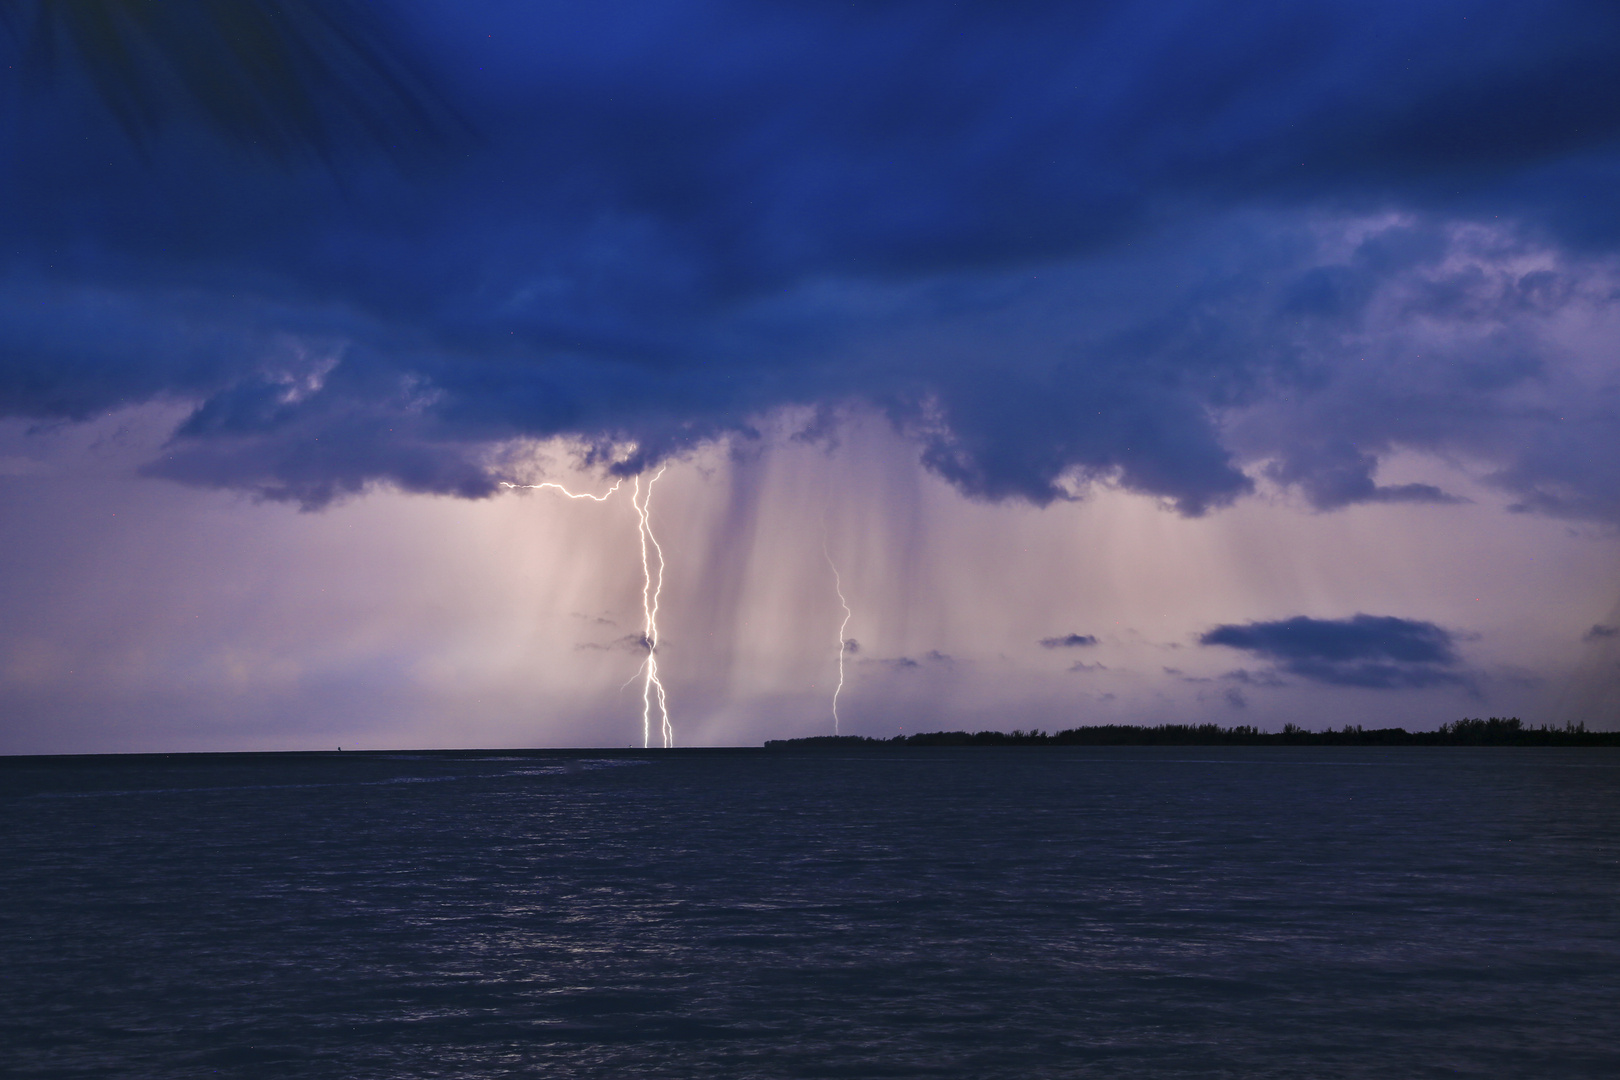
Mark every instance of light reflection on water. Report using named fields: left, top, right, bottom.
left=2, top=747, right=1617, bottom=1078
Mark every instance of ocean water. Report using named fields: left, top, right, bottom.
left=2, top=746, right=1616, bottom=1079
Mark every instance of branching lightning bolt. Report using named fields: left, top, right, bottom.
left=632, top=468, right=673, bottom=749
left=500, top=472, right=672, bottom=748
left=499, top=479, right=623, bottom=500
left=823, top=532, right=852, bottom=736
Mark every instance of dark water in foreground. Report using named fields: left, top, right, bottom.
left=2, top=747, right=1617, bottom=1079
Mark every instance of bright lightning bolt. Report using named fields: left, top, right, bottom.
left=499, top=479, right=623, bottom=501
left=500, top=472, right=672, bottom=747
left=823, top=532, right=852, bottom=736
left=632, top=469, right=673, bottom=749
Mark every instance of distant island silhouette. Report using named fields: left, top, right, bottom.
left=767, top=718, right=1619, bottom=748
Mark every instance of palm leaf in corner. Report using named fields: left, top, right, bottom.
left=4, top=0, right=464, bottom=163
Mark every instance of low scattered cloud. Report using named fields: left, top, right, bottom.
left=1040, top=634, right=1099, bottom=649
left=875, top=650, right=953, bottom=672
left=574, top=634, right=649, bottom=653
left=1221, top=668, right=1287, bottom=688
left=1199, top=614, right=1466, bottom=689
left=1584, top=624, right=1619, bottom=641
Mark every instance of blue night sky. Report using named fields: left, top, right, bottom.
left=2, top=0, right=1618, bottom=751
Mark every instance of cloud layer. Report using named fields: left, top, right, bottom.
left=1041, top=634, right=1099, bottom=649
left=1200, top=614, right=1466, bottom=689
left=3, top=1, right=1619, bottom=518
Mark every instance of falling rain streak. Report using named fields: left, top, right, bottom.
left=500, top=473, right=673, bottom=747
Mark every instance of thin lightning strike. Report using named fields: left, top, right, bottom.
left=499, top=479, right=623, bottom=500
left=632, top=469, right=673, bottom=749
left=500, top=472, right=672, bottom=747
left=823, top=533, right=852, bottom=736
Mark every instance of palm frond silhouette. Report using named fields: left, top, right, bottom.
left=4, top=0, right=463, bottom=163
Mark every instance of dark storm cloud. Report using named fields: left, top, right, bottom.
left=1262, top=442, right=1467, bottom=512
left=1200, top=614, right=1466, bottom=689
left=4, top=1, right=1620, bottom=512
left=1040, top=634, right=1098, bottom=649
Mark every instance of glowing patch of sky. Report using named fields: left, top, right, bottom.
left=1, top=406, right=1611, bottom=753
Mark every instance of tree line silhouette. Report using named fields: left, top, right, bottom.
left=768, top=718, right=1618, bottom=748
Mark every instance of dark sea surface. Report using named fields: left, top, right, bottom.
left=2, top=746, right=1617, bottom=1079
